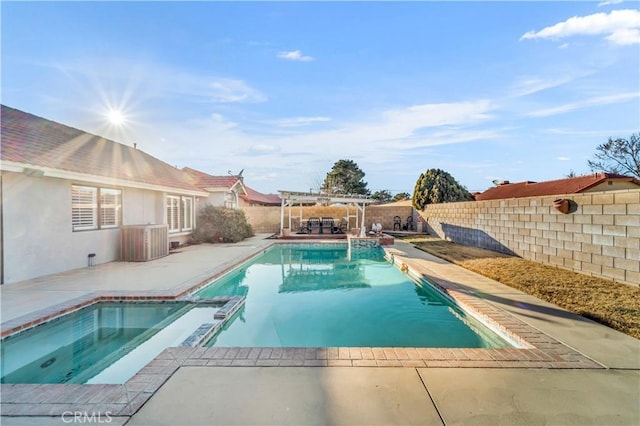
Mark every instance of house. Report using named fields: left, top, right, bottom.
left=475, top=173, right=640, bottom=201
left=183, top=167, right=281, bottom=208
left=0, top=105, right=208, bottom=284
left=240, top=186, right=282, bottom=207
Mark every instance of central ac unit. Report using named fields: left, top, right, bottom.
left=121, top=224, right=169, bottom=261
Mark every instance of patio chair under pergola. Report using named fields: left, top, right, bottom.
left=278, top=191, right=376, bottom=238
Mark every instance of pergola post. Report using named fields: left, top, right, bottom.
left=277, top=191, right=374, bottom=238
left=280, top=197, right=285, bottom=237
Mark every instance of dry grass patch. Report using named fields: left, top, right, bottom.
left=403, top=236, right=640, bottom=339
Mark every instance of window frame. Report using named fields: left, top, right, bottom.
left=71, top=185, right=122, bottom=232
left=166, top=195, right=181, bottom=233
left=182, top=197, right=193, bottom=231
left=99, top=187, right=122, bottom=229
left=166, top=194, right=194, bottom=233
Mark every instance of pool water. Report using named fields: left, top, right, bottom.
left=0, top=302, right=213, bottom=384
left=199, top=245, right=511, bottom=348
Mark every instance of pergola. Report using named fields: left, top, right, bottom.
left=278, top=191, right=377, bottom=237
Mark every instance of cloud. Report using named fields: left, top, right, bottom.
left=509, top=76, right=575, bottom=97
left=209, top=113, right=237, bottom=131
left=598, top=0, right=623, bottom=6
left=557, top=156, right=571, bottom=161
left=520, top=9, right=640, bottom=45
left=527, top=92, right=639, bottom=117
left=377, top=101, right=495, bottom=135
left=208, top=78, right=267, bottom=103
left=605, top=28, right=640, bottom=45
left=270, top=116, right=331, bottom=127
left=122, top=93, right=511, bottom=197
left=247, top=144, right=281, bottom=155
left=48, top=57, right=267, bottom=106
left=544, top=128, right=637, bottom=136
left=277, top=50, right=315, bottom=62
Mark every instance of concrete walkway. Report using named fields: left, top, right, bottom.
left=1, top=237, right=639, bottom=425
left=1, top=235, right=275, bottom=324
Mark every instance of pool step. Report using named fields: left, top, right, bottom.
left=180, top=295, right=237, bottom=305
left=179, top=297, right=246, bottom=347
left=214, top=296, right=245, bottom=319
left=179, top=322, right=222, bottom=347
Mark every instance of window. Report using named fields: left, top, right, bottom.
left=224, top=191, right=236, bottom=209
left=100, top=188, right=121, bottom=228
left=166, top=195, right=194, bottom=233
left=182, top=197, right=193, bottom=231
left=167, top=195, right=180, bottom=232
left=72, top=185, right=121, bottom=231
left=72, top=186, right=97, bottom=231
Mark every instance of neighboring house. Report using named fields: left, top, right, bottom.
left=475, top=173, right=640, bottom=201
left=0, top=105, right=208, bottom=285
left=240, top=186, right=281, bottom=207
left=183, top=167, right=281, bottom=208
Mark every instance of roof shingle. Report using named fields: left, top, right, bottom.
left=1, top=105, right=203, bottom=192
left=183, top=167, right=281, bottom=205
left=241, top=186, right=282, bottom=205
left=475, top=173, right=640, bottom=201
left=182, top=167, right=241, bottom=189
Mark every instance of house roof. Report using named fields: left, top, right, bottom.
left=241, top=186, right=281, bottom=205
left=183, top=167, right=242, bottom=190
left=475, top=173, right=640, bottom=201
left=1, top=105, right=205, bottom=194
left=183, top=166, right=281, bottom=205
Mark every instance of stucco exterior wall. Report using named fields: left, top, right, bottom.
left=2, top=173, right=119, bottom=284
left=1, top=172, right=171, bottom=284
left=123, top=187, right=163, bottom=225
left=199, top=192, right=232, bottom=209
left=419, top=189, right=640, bottom=286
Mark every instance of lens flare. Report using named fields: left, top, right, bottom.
left=107, top=109, right=126, bottom=126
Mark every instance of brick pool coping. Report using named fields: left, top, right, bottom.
left=1, top=240, right=605, bottom=417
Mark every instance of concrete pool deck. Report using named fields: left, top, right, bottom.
left=1, top=236, right=639, bottom=425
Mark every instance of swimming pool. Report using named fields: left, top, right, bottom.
left=0, top=244, right=514, bottom=385
left=0, top=302, right=218, bottom=384
left=198, top=244, right=512, bottom=348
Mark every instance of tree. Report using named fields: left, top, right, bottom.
left=588, top=133, right=640, bottom=179
left=412, top=169, right=474, bottom=210
left=566, top=170, right=576, bottom=178
left=371, top=190, right=393, bottom=203
left=393, top=192, right=411, bottom=202
left=321, top=159, right=369, bottom=195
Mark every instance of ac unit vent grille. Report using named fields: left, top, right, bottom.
left=121, top=225, right=169, bottom=261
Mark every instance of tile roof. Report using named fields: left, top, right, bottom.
left=1, top=105, right=203, bottom=193
left=475, top=173, right=640, bottom=201
left=241, top=185, right=282, bottom=205
left=183, top=167, right=281, bottom=205
left=182, top=167, right=241, bottom=189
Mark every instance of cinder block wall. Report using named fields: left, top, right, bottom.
left=242, top=204, right=417, bottom=234
left=366, top=205, right=415, bottom=230
left=419, top=189, right=640, bottom=286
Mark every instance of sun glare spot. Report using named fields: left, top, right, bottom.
left=107, top=110, right=126, bottom=126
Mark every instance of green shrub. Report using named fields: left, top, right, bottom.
left=192, top=205, right=254, bottom=243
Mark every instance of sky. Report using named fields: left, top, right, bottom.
left=2, top=1, right=639, bottom=194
